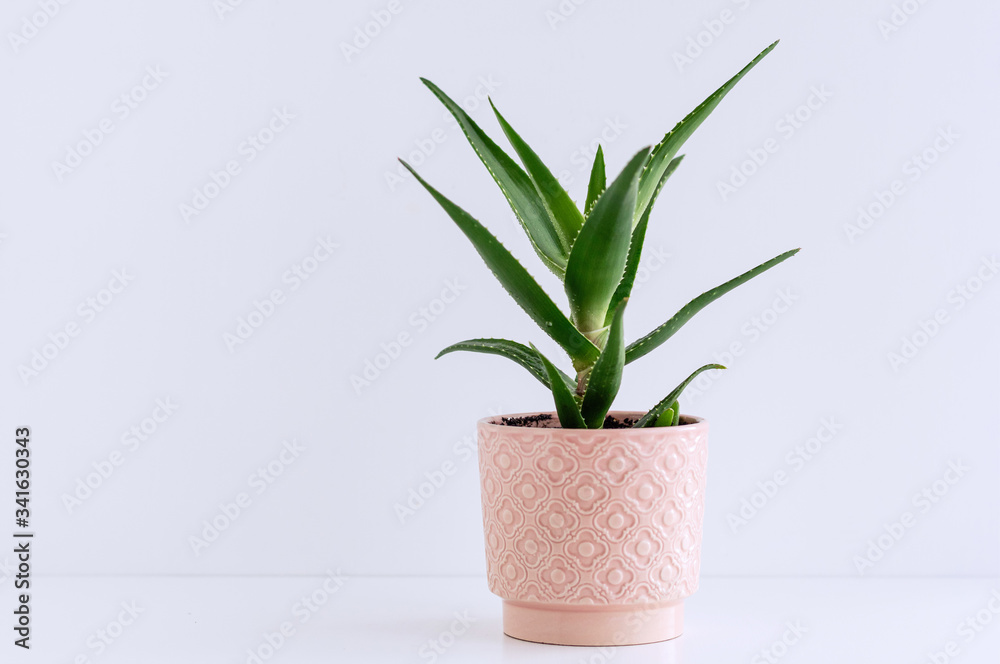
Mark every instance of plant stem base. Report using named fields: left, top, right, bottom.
left=502, top=599, right=684, bottom=646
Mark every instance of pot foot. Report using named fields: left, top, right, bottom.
left=502, top=599, right=684, bottom=646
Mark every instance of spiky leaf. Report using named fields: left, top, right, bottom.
left=436, top=338, right=575, bottom=392
left=533, top=344, right=586, bottom=429
left=626, top=248, right=800, bottom=364
left=581, top=299, right=627, bottom=428
left=634, top=365, right=725, bottom=428
left=654, top=402, right=678, bottom=427
left=401, top=160, right=600, bottom=365
left=564, top=147, right=650, bottom=335
left=606, top=155, right=684, bottom=325
left=585, top=145, right=606, bottom=215
left=420, top=79, right=569, bottom=275
left=636, top=41, right=778, bottom=224
left=490, top=100, right=584, bottom=249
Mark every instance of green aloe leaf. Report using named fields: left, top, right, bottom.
left=606, top=155, right=684, bottom=325
left=532, top=344, right=586, bottom=429
left=625, top=248, right=800, bottom=365
left=581, top=299, right=627, bottom=428
left=401, top=160, right=600, bottom=365
left=564, top=147, right=651, bottom=336
left=420, top=79, right=569, bottom=276
left=585, top=145, right=606, bottom=215
left=653, top=402, right=678, bottom=427
left=490, top=100, right=584, bottom=249
left=436, top=338, right=575, bottom=392
left=636, top=41, right=778, bottom=224
left=634, top=365, right=724, bottom=428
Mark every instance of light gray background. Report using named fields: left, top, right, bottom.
left=1, top=0, right=997, bottom=583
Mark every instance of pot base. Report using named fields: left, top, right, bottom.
left=502, top=599, right=684, bottom=646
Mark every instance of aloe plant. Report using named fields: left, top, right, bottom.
left=402, top=41, right=798, bottom=429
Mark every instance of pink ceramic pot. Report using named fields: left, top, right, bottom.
left=477, top=411, right=709, bottom=646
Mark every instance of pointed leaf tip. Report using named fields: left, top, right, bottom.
left=566, top=146, right=651, bottom=334
left=421, top=78, right=572, bottom=277
left=402, top=161, right=599, bottom=364
left=634, top=364, right=725, bottom=428
left=625, top=248, right=799, bottom=364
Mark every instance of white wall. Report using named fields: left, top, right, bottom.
left=2, top=0, right=997, bottom=579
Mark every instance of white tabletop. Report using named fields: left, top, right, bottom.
left=24, top=575, right=1000, bottom=662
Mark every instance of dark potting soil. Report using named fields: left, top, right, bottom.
left=497, top=413, right=640, bottom=429
left=602, top=415, right=640, bottom=429
left=499, top=413, right=553, bottom=428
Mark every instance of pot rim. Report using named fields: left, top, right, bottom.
left=478, top=410, right=706, bottom=431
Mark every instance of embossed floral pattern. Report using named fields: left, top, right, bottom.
left=533, top=443, right=580, bottom=484
left=562, top=471, right=610, bottom=513
left=657, top=552, right=684, bottom=594
left=596, top=556, right=637, bottom=596
left=624, top=471, right=668, bottom=511
left=657, top=442, right=689, bottom=482
left=538, top=555, right=580, bottom=598
left=510, top=469, right=550, bottom=511
left=537, top=500, right=580, bottom=542
left=594, top=501, right=639, bottom=541
left=659, top=498, right=684, bottom=533
left=623, top=526, right=663, bottom=567
left=491, top=439, right=523, bottom=481
left=495, top=496, right=525, bottom=537
left=564, top=528, right=610, bottom=569
left=567, top=583, right=608, bottom=604
left=594, top=443, right=640, bottom=485
left=483, top=519, right=505, bottom=557
left=561, top=432, right=608, bottom=458
left=512, top=526, right=551, bottom=568
left=497, top=550, right=527, bottom=591
left=478, top=414, right=708, bottom=606
left=480, top=467, right=502, bottom=509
